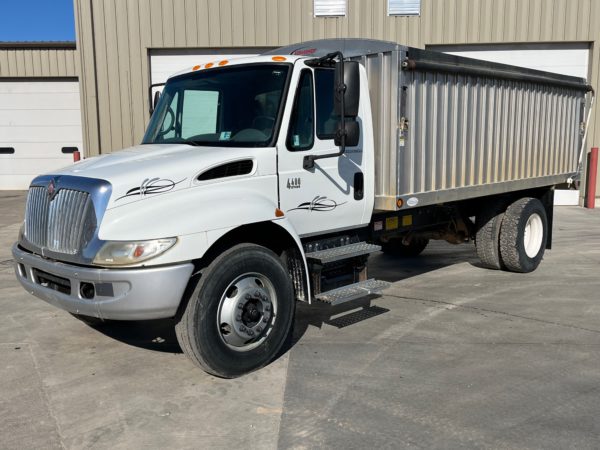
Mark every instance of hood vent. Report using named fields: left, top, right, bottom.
left=197, top=160, right=254, bottom=181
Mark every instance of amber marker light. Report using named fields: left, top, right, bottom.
left=275, top=208, right=285, bottom=217
left=396, top=198, right=404, bottom=208
left=271, top=56, right=287, bottom=62
left=218, top=60, right=229, bottom=66
left=192, top=65, right=201, bottom=71
left=205, top=62, right=214, bottom=68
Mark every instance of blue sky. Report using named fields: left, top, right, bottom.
left=0, top=0, right=75, bottom=42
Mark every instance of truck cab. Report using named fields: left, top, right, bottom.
left=13, top=47, right=387, bottom=378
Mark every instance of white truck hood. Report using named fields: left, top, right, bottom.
left=53, top=144, right=264, bottom=209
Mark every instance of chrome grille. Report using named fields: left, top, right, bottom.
left=24, top=187, right=94, bottom=254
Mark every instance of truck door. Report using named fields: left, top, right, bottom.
left=278, top=65, right=367, bottom=237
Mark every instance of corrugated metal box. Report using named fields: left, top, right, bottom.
left=356, top=46, right=591, bottom=211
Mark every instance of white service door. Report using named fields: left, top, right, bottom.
left=0, top=81, right=83, bottom=190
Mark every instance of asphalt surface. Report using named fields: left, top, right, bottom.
left=1, top=190, right=600, bottom=449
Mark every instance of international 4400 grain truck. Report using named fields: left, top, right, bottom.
left=13, top=39, right=594, bottom=377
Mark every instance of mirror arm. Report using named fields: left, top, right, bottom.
left=303, top=52, right=347, bottom=170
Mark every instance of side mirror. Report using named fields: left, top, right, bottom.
left=334, top=60, right=360, bottom=118
left=334, top=119, right=360, bottom=147
left=148, top=82, right=165, bottom=115
left=152, top=91, right=161, bottom=113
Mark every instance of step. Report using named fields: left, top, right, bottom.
left=305, top=242, right=381, bottom=264
left=315, top=279, right=390, bottom=306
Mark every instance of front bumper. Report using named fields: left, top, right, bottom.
left=12, top=243, right=194, bottom=320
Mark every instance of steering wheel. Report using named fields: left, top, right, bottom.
left=252, top=115, right=276, bottom=130
left=157, top=106, right=176, bottom=138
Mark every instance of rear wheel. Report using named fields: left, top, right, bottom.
left=175, top=244, right=295, bottom=378
left=475, top=202, right=506, bottom=269
left=499, top=197, right=548, bottom=273
left=381, top=237, right=429, bottom=257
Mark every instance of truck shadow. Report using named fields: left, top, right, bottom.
left=284, top=242, right=480, bottom=353
left=82, top=318, right=182, bottom=353
left=83, top=242, right=480, bottom=357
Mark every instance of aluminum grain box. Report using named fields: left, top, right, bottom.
left=354, top=44, right=592, bottom=211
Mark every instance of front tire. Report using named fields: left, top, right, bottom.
left=175, top=244, right=295, bottom=378
left=499, top=197, right=548, bottom=273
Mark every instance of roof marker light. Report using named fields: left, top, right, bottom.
left=205, top=62, right=214, bottom=68
left=271, top=56, right=287, bottom=62
left=192, top=65, right=201, bottom=71
left=218, top=60, right=229, bottom=66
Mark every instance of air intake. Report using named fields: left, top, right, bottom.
left=197, top=160, right=254, bottom=181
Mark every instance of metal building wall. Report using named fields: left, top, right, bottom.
left=74, top=0, right=600, bottom=188
left=0, top=43, right=78, bottom=78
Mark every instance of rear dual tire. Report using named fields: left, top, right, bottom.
left=499, top=197, right=548, bottom=273
left=475, top=197, right=548, bottom=273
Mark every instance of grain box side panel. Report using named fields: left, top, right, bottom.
left=392, top=69, right=585, bottom=209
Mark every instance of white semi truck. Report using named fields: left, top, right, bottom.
left=13, top=39, right=592, bottom=377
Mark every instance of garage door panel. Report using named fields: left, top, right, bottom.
left=0, top=142, right=82, bottom=158
left=0, top=125, right=83, bottom=143
left=0, top=82, right=80, bottom=94
left=0, top=174, right=40, bottom=190
left=0, top=80, right=83, bottom=190
left=0, top=110, right=81, bottom=127
left=0, top=157, right=72, bottom=176
left=0, top=92, right=82, bottom=110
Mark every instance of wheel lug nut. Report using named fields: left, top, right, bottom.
left=237, top=303, right=243, bottom=309
left=239, top=325, right=246, bottom=332
left=262, top=317, right=268, bottom=323
left=247, top=330, right=254, bottom=336
left=256, top=327, right=262, bottom=333
left=245, top=294, right=251, bottom=300
left=265, top=305, right=271, bottom=312
left=236, top=315, right=241, bottom=321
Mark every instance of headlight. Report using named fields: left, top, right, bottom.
left=93, top=238, right=177, bottom=266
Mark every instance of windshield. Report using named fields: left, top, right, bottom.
left=143, top=64, right=290, bottom=147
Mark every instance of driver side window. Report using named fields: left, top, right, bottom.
left=286, top=70, right=314, bottom=151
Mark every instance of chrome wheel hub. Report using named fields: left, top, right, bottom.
left=217, top=273, right=277, bottom=352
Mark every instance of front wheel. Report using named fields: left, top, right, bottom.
left=175, top=244, right=295, bottom=378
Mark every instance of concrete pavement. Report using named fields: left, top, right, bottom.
left=1, top=191, right=600, bottom=449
